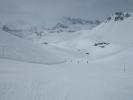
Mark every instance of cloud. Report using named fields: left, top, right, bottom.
left=0, top=0, right=133, bottom=26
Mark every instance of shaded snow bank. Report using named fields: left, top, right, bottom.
left=0, top=31, right=65, bottom=64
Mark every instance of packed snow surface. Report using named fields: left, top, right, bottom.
left=0, top=52, right=133, bottom=100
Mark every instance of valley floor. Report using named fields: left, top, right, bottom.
left=0, top=58, right=133, bottom=100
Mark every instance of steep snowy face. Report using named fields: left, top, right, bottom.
left=0, top=31, right=65, bottom=64
left=90, top=12, right=133, bottom=44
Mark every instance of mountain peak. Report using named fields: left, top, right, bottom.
left=106, top=12, right=132, bottom=22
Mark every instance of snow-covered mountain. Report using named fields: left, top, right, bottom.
left=1, top=12, right=132, bottom=61
left=47, top=17, right=101, bottom=33
left=1, top=12, right=133, bottom=100
left=55, top=12, right=133, bottom=60
left=78, top=12, right=133, bottom=59
left=0, top=17, right=100, bottom=44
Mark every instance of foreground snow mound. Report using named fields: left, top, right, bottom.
left=0, top=31, right=64, bottom=64
left=0, top=49, right=133, bottom=100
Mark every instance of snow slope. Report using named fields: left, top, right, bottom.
left=89, top=12, right=133, bottom=44
left=0, top=31, right=64, bottom=64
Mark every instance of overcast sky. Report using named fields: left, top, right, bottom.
left=0, top=0, right=133, bottom=26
